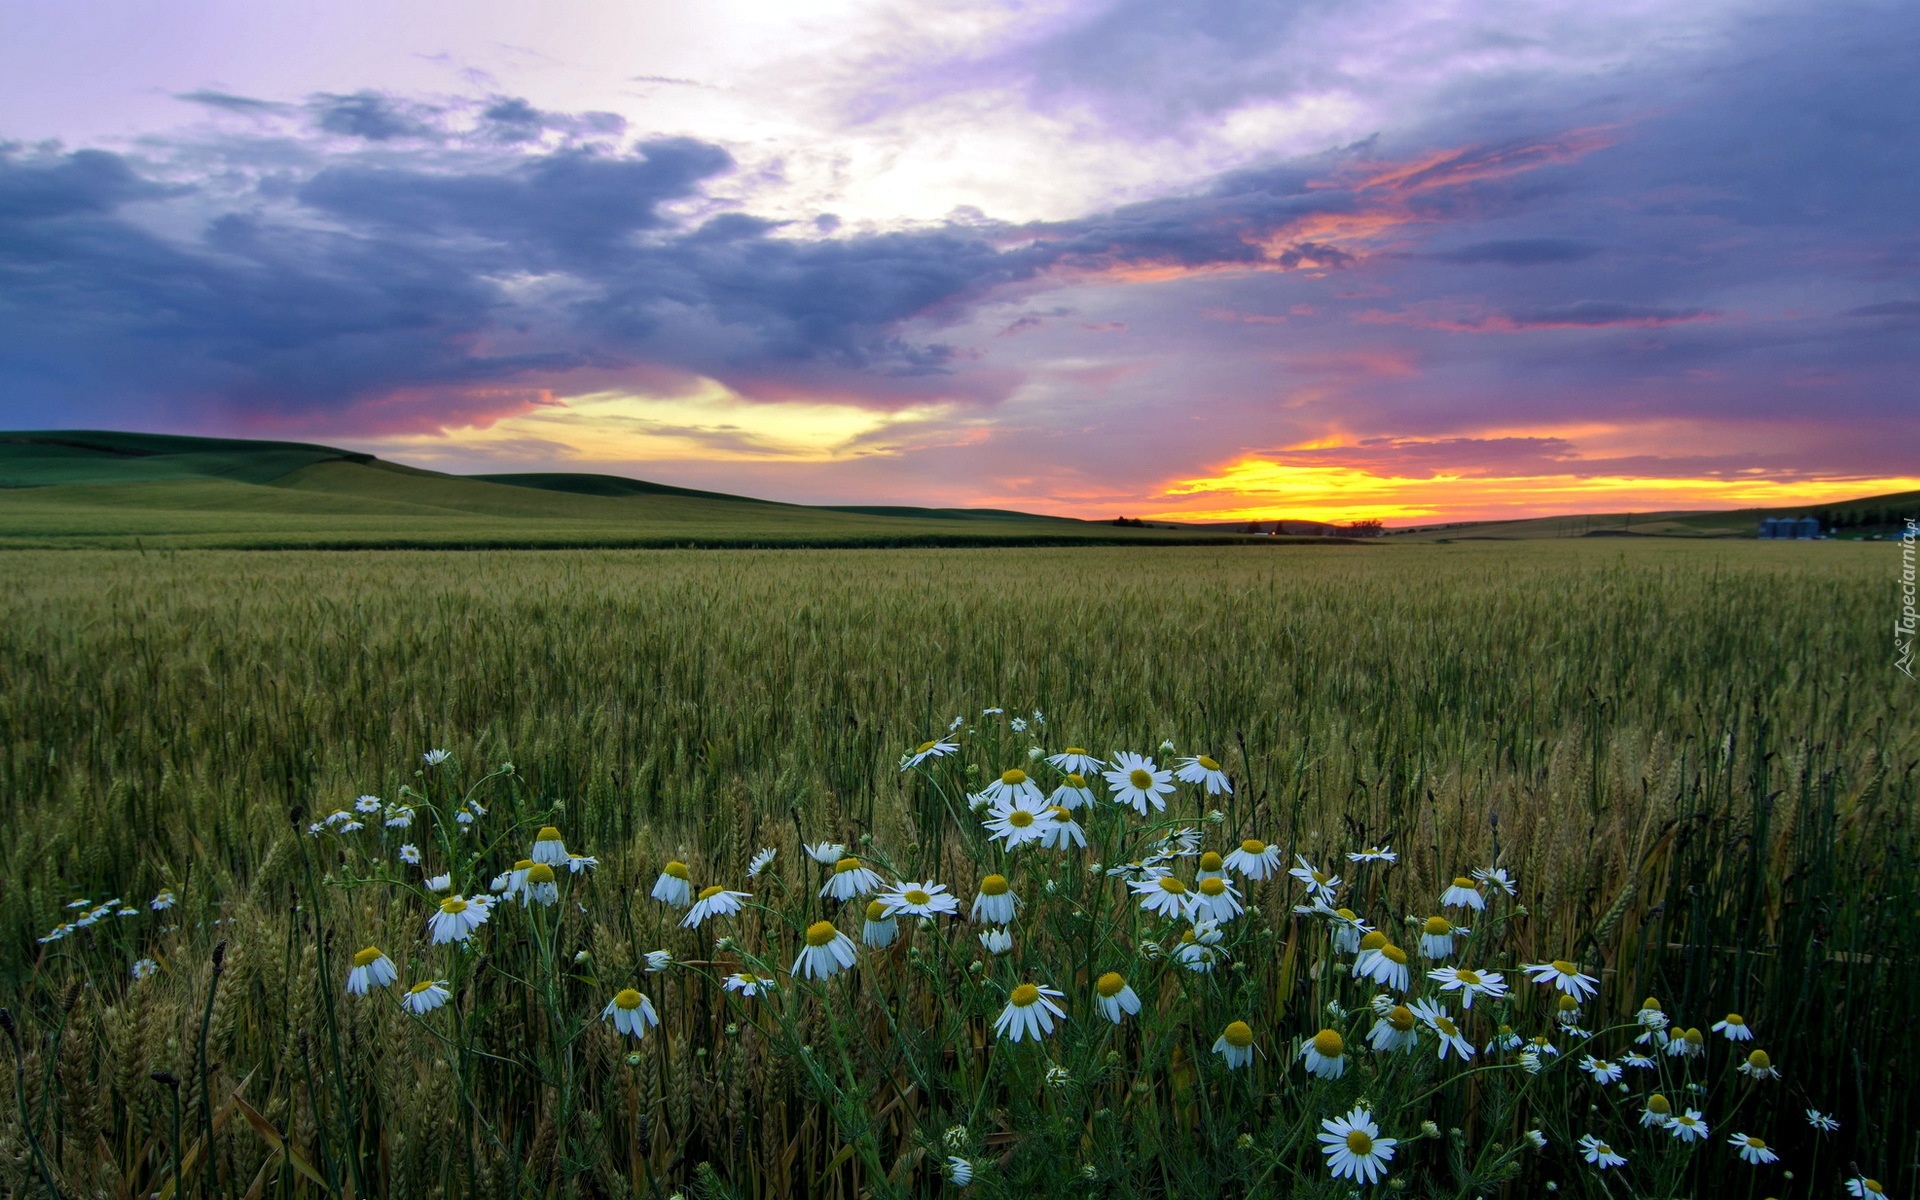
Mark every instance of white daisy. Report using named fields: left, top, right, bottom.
left=1173, top=922, right=1224, bottom=972
left=1418, top=916, right=1463, bottom=959
left=1807, top=1110, right=1840, bottom=1133
left=879, top=880, right=961, bottom=919
left=131, top=958, right=160, bottom=980
left=150, top=889, right=177, bottom=911
left=1093, top=972, right=1141, bottom=1023
left=1738, top=1049, right=1780, bottom=1080
left=1578, top=1135, right=1626, bottom=1170
left=1472, top=865, right=1517, bottom=894
left=947, top=1157, right=974, bottom=1185
left=354, top=794, right=382, bottom=814
left=1348, top=846, right=1398, bottom=864
left=1324, top=907, right=1370, bottom=953
left=567, top=854, right=597, bottom=874
left=1299, top=1028, right=1348, bottom=1079
left=747, top=847, right=777, bottom=877
left=1440, top=877, right=1485, bottom=910
left=1103, top=752, right=1175, bottom=815
left=982, top=767, right=1045, bottom=806
left=1369, top=1004, right=1420, bottom=1053
left=983, top=795, right=1056, bottom=847
left=862, top=900, right=899, bottom=948
left=1622, top=1052, right=1656, bottom=1069
left=521, top=863, right=560, bottom=907
left=1174, top=754, right=1232, bottom=795
left=1223, top=838, right=1282, bottom=880
left=1212, top=1020, right=1256, bottom=1068
left=422, top=749, right=450, bottom=766
left=1669, top=1109, right=1709, bottom=1142
left=1712, top=1013, right=1754, bottom=1042
left=1640, top=1094, right=1675, bottom=1128
left=384, top=807, right=413, bottom=828
left=1288, top=855, right=1342, bottom=901
left=903, top=738, right=958, bottom=769
left=1729, top=1133, right=1778, bottom=1165
left=1049, top=774, right=1096, bottom=810
left=682, top=885, right=750, bottom=928
left=427, top=896, right=489, bottom=944
left=978, top=927, right=1013, bottom=955
left=425, top=874, right=452, bottom=893
left=601, top=989, right=660, bottom=1038
left=970, top=875, right=1019, bottom=924
left=1039, top=806, right=1087, bottom=849
left=650, top=861, right=693, bottom=907
left=1193, top=875, right=1244, bottom=922
left=402, top=980, right=451, bottom=1014
left=398, top=844, right=422, bottom=865
left=821, top=857, right=886, bottom=901
left=804, top=841, right=847, bottom=864
left=645, top=949, right=674, bottom=972
left=993, top=982, right=1066, bottom=1042
left=1045, top=748, right=1103, bottom=775
left=531, top=826, right=568, bottom=865
left=723, top=973, right=776, bottom=998
left=1410, top=998, right=1474, bottom=1061
left=1132, top=875, right=1197, bottom=920
left=1354, top=935, right=1412, bottom=991
left=1523, top=959, right=1599, bottom=1002
left=492, top=860, right=533, bottom=898
left=1318, top=1106, right=1397, bottom=1185
left=1666, top=1027, right=1706, bottom=1058
left=1427, top=966, right=1507, bottom=1009
left=1846, top=1178, right=1888, bottom=1197
left=1579, top=1055, right=1623, bottom=1084
left=792, top=921, right=858, bottom=980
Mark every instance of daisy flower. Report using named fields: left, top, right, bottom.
left=1348, top=846, right=1398, bottom=864
left=150, top=889, right=177, bottom=911
left=1369, top=1004, right=1419, bottom=1053
left=1847, top=1178, right=1889, bottom=1196
left=1428, top=966, right=1507, bottom=1008
left=1410, top=998, right=1474, bottom=1061
left=1133, top=875, right=1197, bottom=920
left=1486, top=1024, right=1523, bottom=1053
left=1666, top=1027, right=1706, bottom=1058
left=746, top=848, right=777, bottom=877
left=792, top=921, right=858, bottom=980
left=1039, top=807, right=1087, bottom=850
left=1103, top=752, right=1174, bottom=815
left=521, top=863, right=560, bottom=907
left=1622, top=1052, right=1656, bottom=1069
left=1288, top=856, right=1341, bottom=901
left=1738, top=1049, right=1779, bottom=1080
left=1049, top=775, right=1095, bottom=810
left=946, top=1157, right=975, bottom=1186
left=1319, top=1106, right=1397, bottom=1185
left=983, top=795, right=1056, bottom=847
left=1300, top=1028, right=1347, bottom=1079
left=567, top=853, right=597, bottom=874
left=1807, top=1109, right=1840, bottom=1132
left=346, top=948, right=397, bottom=995
left=530, top=826, right=568, bottom=866
left=1046, top=748, right=1103, bottom=775
left=644, top=950, right=674, bottom=972
left=1093, top=972, right=1141, bottom=1024
left=1440, top=877, right=1485, bottom=911
left=354, top=794, right=381, bottom=814
left=723, top=973, right=776, bottom=998
left=1194, top=875, right=1243, bottom=922
left=979, top=927, right=1013, bottom=955
left=1636, top=996, right=1670, bottom=1029
left=398, top=844, right=422, bottom=865
left=1419, top=916, right=1462, bottom=959
left=1472, top=865, right=1517, bottom=894
left=1729, top=1133, right=1778, bottom=1165
left=402, top=980, right=451, bottom=1014
left=1712, top=1013, right=1754, bottom=1041
left=1174, top=754, right=1232, bottom=794
left=821, top=857, right=885, bottom=901
left=427, top=896, right=489, bottom=944
left=1523, top=959, right=1598, bottom=1001
left=971, top=875, right=1019, bottom=924
left=1354, top=935, right=1412, bottom=991
left=425, top=873, right=451, bottom=893
left=1578, top=1135, right=1626, bottom=1170
left=1579, top=1055, right=1623, bottom=1085
left=1224, top=838, right=1282, bottom=880
left=682, top=885, right=749, bottom=928
left=982, top=767, right=1044, bottom=806
left=493, top=860, right=533, bottom=898
left=651, top=861, right=693, bottom=907
left=384, top=807, right=413, bottom=828
left=422, top=749, right=450, bottom=766
left=993, top=982, right=1066, bottom=1042
left=1213, top=1020, right=1256, bottom=1069
left=1196, top=851, right=1225, bottom=879
left=1669, top=1109, right=1709, bottom=1142
left=131, top=958, right=159, bottom=980
left=805, top=841, right=847, bottom=864
left=602, top=989, right=660, bottom=1039
left=862, top=899, right=899, bottom=948
left=880, top=880, right=960, bottom=919
left=1173, top=922, right=1223, bottom=972
left=1640, top=1094, right=1674, bottom=1127
left=1327, top=908, right=1370, bottom=954
left=903, top=738, right=958, bottom=769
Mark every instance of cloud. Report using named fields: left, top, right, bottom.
left=309, top=91, right=440, bottom=141
left=175, top=90, right=293, bottom=116
left=1430, top=238, right=1598, bottom=265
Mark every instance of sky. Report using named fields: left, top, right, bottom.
left=2, top=0, right=1917, bottom=523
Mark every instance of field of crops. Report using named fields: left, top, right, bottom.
left=0, top=539, right=1910, bottom=1199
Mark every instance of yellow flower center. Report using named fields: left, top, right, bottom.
left=664, top=861, right=689, bottom=880
left=866, top=899, right=891, bottom=922
left=1455, top=969, right=1482, bottom=985
left=1725, top=1013, right=1746, bottom=1026
left=980, top=874, right=1009, bottom=896
left=1000, top=768, right=1028, bottom=786
left=1008, top=809, right=1034, bottom=828
left=1197, top=755, right=1221, bottom=771
left=514, top=859, right=534, bottom=871
left=1179, top=930, right=1198, bottom=945
left=1558, top=994, right=1579, bottom=1011
left=1685, top=1028, right=1704, bottom=1044
left=1097, top=972, right=1126, bottom=998
left=1200, top=851, right=1224, bottom=871
left=1864, top=1181, right=1884, bottom=1194
left=1346, top=1129, right=1373, bottom=1155
left=1595, top=1143, right=1613, bottom=1156
left=904, top=889, right=931, bottom=906
left=1312, top=870, right=1330, bottom=884
left=1129, top=768, right=1153, bottom=789
left=697, top=884, right=726, bottom=901
left=1223, top=1020, right=1253, bottom=1048
left=1641, top=996, right=1662, bottom=1011
left=1424, top=917, right=1451, bottom=936
left=1050, top=806, right=1071, bottom=820
left=1358, top=931, right=1388, bottom=952
left=1382, top=945, right=1408, bottom=965
left=1010, top=983, right=1040, bottom=1007
left=1648, top=1094, right=1671, bottom=1114
left=1747, top=1049, right=1771, bottom=1069
left=1200, top=878, right=1227, bottom=896
left=1066, top=773, right=1086, bottom=787
left=352, top=947, right=383, bottom=967
left=407, top=981, right=437, bottom=996
left=1451, top=877, right=1475, bottom=889
left=1551, top=959, right=1577, bottom=975
left=917, top=740, right=937, bottom=754
left=614, top=988, right=643, bottom=1010
left=1064, top=747, right=1086, bottom=755
left=805, top=921, right=838, bottom=947
left=1435, top=1016, right=1459, bottom=1037
left=834, top=857, right=861, bottom=874
left=1746, top=1137, right=1767, bottom=1150
left=1241, top=839, right=1266, bottom=854
left=527, top=864, right=556, bottom=884
left=1157, top=877, right=1187, bottom=895
left=536, top=826, right=561, bottom=842
left=1313, top=1029, right=1344, bottom=1057
left=1389, top=1006, right=1415, bottom=1031
left=439, top=897, right=467, bottom=914
left=1335, top=908, right=1357, bottom=921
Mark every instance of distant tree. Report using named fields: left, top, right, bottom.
left=1341, top=519, right=1385, bottom=538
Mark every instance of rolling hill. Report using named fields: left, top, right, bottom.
left=1385, top=491, right=1920, bottom=541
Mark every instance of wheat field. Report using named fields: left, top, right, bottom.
left=0, top=540, right=1910, bottom=1199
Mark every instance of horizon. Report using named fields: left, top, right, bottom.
left=3, top=1, right=1918, bottom=523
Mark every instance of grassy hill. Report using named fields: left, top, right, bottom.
left=0, top=430, right=1307, bottom=549
left=1387, top=491, right=1920, bottom=541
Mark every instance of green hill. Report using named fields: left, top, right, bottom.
left=1387, top=491, right=1920, bottom=541
left=0, top=430, right=1300, bottom=550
